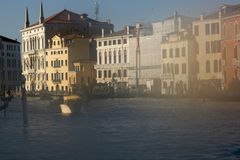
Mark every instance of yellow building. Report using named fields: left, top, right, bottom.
left=45, top=34, right=96, bottom=94
left=192, top=13, right=223, bottom=91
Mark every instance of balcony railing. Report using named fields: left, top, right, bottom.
left=52, top=79, right=61, bottom=84
left=233, top=58, right=240, bottom=67
left=53, top=65, right=61, bottom=68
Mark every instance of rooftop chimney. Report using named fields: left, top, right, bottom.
left=126, top=26, right=130, bottom=35
left=68, top=13, right=71, bottom=21
left=102, top=28, right=105, bottom=38
left=200, top=14, right=205, bottom=21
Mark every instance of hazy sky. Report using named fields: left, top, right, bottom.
left=0, top=0, right=240, bottom=41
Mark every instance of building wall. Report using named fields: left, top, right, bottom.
left=160, top=34, right=196, bottom=95
left=45, top=35, right=93, bottom=93
left=129, top=35, right=162, bottom=86
left=94, top=34, right=131, bottom=84
left=192, top=17, right=223, bottom=84
left=222, top=15, right=240, bottom=89
left=20, top=9, right=113, bottom=93
left=0, top=38, right=21, bottom=94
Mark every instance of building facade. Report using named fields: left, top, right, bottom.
left=160, top=32, right=197, bottom=95
left=44, top=34, right=96, bottom=94
left=129, top=13, right=194, bottom=93
left=192, top=12, right=223, bottom=92
left=94, top=27, right=133, bottom=85
left=0, top=36, right=21, bottom=95
left=20, top=1, right=113, bottom=92
left=221, top=4, right=240, bottom=90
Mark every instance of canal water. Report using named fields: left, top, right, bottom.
left=0, top=98, right=240, bottom=160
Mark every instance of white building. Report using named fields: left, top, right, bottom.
left=128, top=12, right=194, bottom=93
left=0, top=35, right=21, bottom=94
left=160, top=32, right=197, bottom=95
left=20, top=1, right=113, bottom=92
left=94, top=27, right=134, bottom=85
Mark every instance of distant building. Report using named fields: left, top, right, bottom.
left=0, top=35, right=21, bottom=95
left=20, top=1, right=113, bottom=92
left=192, top=11, right=223, bottom=92
left=221, top=4, right=240, bottom=89
left=129, top=12, right=194, bottom=93
left=152, top=12, right=194, bottom=39
left=94, top=26, right=134, bottom=86
left=44, top=34, right=96, bottom=93
left=160, top=31, right=197, bottom=95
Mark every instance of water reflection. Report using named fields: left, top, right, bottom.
left=0, top=98, right=240, bottom=160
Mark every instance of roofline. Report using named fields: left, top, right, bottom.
left=0, top=35, right=20, bottom=44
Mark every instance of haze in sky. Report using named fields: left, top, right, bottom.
left=0, top=0, right=240, bottom=41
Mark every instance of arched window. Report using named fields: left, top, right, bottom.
left=124, top=50, right=127, bottom=63
left=118, top=50, right=121, bottom=63
left=206, top=60, right=210, bottom=73
left=214, top=60, right=218, bottom=72
left=104, top=52, right=107, bottom=64
left=109, top=51, right=112, bottom=64
left=99, top=52, right=102, bottom=64
left=219, top=60, right=222, bottom=72
left=167, top=63, right=170, bottom=73
left=114, top=51, right=117, bottom=64
left=163, top=64, right=166, bottom=74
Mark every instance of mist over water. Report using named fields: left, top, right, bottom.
left=0, top=98, right=240, bottom=160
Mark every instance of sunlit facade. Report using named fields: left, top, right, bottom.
left=20, top=2, right=113, bottom=93
left=45, top=34, right=96, bottom=93
left=192, top=12, right=223, bottom=91
left=94, top=27, right=133, bottom=85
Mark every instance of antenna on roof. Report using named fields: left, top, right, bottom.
left=94, top=1, right=99, bottom=21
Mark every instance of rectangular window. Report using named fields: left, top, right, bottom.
left=98, top=42, right=102, bottom=47
left=194, top=25, right=199, bottom=36
left=206, top=24, right=210, bottom=35
left=113, top=40, right=116, bottom=45
left=108, top=70, right=112, bottom=78
left=118, top=39, right=121, bottom=44
left=175, top=64, right=179, bottom=74
left=182, top=63, right=186, bottom=74
left=104, top=70, right=107, bottom=78
left=182, top=47, right=186, bottom=57
left=175, top=48, right=180, bottom=57
left=123, top=39, right=127, bottom=44
left=206, top=42, right=210, bottom=54
left=98, top=71, right=102, bottom=78
left=169, top=49, right=173, bottom=58
left=104, top=41, right=107, bottom=46
left=65, top=73, right=68, bottom=80
left=162, top=49, right=167, bottom=58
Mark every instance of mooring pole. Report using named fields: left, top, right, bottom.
left=21, top=76, right=28, bottom=126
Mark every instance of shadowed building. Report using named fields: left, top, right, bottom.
left=0, top=36, right=21, bottom=95
left=20, top=1, right=113, bottom=93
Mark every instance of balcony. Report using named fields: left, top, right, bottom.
left=233, top=58, right=240, bottom=68
left=53, top=65, right=61, bottom=68
left=52, top=79, right=61, bottom=84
